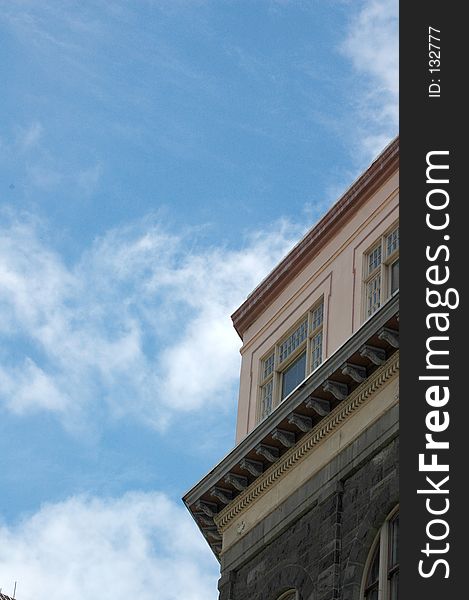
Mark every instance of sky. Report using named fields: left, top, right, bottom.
left=0, top=1, right=397, bottom=598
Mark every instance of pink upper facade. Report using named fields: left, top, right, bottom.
left=232, top=138, right=399, bottom=443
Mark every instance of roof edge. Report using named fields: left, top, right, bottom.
left=231, top=136, right=399, bottom=339
left=183, top=294, right=399, bottom=559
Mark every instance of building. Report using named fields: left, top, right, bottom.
left=184, top=137, right=399, bottom=600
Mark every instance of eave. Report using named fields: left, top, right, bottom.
left=183, top=293, right=399, bottom=560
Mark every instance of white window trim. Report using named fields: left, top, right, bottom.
left=257, top=298, right=324, bottom=422
left=360, top=506, right=399, bottom=600
left=363, top=223, right=399, bottom=322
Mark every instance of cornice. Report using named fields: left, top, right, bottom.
left=239, top=190, right=399, bottom=356
left=231, top=136, right=399, bottom=339
left=215, top=351, right=399, bottom=532
left=183, top=295, right=399, bottom=560
left=183, top=294, right=398, bottom=510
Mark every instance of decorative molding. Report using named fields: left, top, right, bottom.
left=323, top=380, right=348, bottom=400
left=195, top=513, right=215, bottom=528
left=360, top=344, right=386, bottom=365
left=210, top=487, right=233, bottom=505
left=236, top=520, right=246, bottom=535
left=183, top=295, right=398, bottom=511
left=255, top=443, right=280, bottom=462
left=239, top=458, right=264, bottom=477
left=378, top=327, right=399, bottom=348
left=305, top=397, right=331, bottom=416
left=272, top=428, right=296, bottom=448
left=205, top=528, right=222, bottom=542
left=194, top=500, right=218, bottom=517
left=342, top=363, right=367, bottom=383
left=288, top=413, right=313, bottom=432
left=215, top=352, right=399, bottom=532
left=224, top=473, right=248, bottom=491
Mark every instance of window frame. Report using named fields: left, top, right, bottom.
left=361, top=506, right=399, bottom=600
left=277, top=591, right=298, bottom=600
left=363, top=223, right=399, bottom=321
left=258, top=298, right=324, bottom=422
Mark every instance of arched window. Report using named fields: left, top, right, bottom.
left=362, top=508, right=399, bottom=600
left=277, top=590, right=298, bottom=600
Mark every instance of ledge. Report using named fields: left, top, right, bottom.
left=220, top=405, right=399, bottom=573
left=183, top=293, right=399, bottom=559
left=216, top=351, right=399, bottom=532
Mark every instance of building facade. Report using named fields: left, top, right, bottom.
left=184, top=137, right=399, bottom=600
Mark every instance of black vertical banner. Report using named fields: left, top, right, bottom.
left=400, top=2, right=467, bottom=598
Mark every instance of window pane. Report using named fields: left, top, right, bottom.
left=364, top=510, right=399, bottom=600
left=367, top=274, right=381, bottom=316
left=388, top=514, right=399, bottom=600
left=390, top=259, right=399, bottom=295
left=279, top=593, right=297, bottom=600
left=386, top=226, right=399, bottom=256
left=389, top=571, right=399, bottom=600
left=366, top=545, right=380, bottom=587
left=389, top=514, right=399, bottom=568
left=368, top=245, right=382, bottom=274
left=311, top=331, right=323, bottom=371
left=364, top=588, right=378, bottom=600
left=260, top=380, right=273, bottom=419
left=262, top=353, right=275, bottom=380
left=364, top=545, right=379, bottom=600
left=279, top=319, right=308, bottom=363
left=311, top=302, right=324, bottom=331
left=281, top=351, right=306, bottom=400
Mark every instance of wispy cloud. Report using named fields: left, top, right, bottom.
left=0, top=122, right=103, bottom=197
left=0, top=491, right=219, bottom=600
left=16, top=121, right=44, bottom=152
left=27, top=164, right=64, bottom=189
left=341, top=0, right=398, bottom=157
left=77, top=162, right=103, bottom=196
left=0, top=212, right=300, bottom=431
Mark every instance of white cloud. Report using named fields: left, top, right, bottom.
left=341, top=0, right=398, bottom=157
left=0, top=491, right=219, bottom=600
left=0, top=213, right=300, bottom=430
left=0, top=358, right=69, bottom=414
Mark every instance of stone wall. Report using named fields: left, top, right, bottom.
left=218, top=405, right=399, bottom=600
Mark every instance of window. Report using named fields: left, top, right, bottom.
left=363, top=509, right=399, bottom=600
left=364, top=224, right=399, bottom=319
left=258, top=299, right=324, bottom=421
left=281, top=351, right=307, bottom=399
left=277, top=591, right=298, bottom=600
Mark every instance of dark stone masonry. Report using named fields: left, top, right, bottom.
left=218, top=405, right=399, bottom=600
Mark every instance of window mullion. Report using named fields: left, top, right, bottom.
left=378, top=521, right=390, bottom=600
left=273, top=370, right=280, bottom=408
left=306, top=312, right=313, bottom=373
left=272, top=348, right=279, bottom=408
left=380, top=265, right=386, bottom=306
left=379, top=237, right=385, bottom=305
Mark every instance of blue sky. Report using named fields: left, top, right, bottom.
left=0, top=1, right=397, bottom=598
